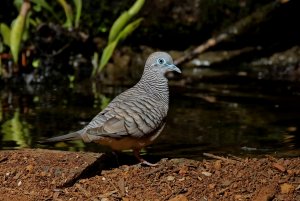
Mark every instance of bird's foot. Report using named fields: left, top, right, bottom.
left=134, top=149, right=157, bottom=166
left=140, top=159, right=158, bottom=167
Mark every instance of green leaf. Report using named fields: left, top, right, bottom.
left=0, top=23, right=11, bottom=46
left=108, top=0, right=145, bottom=43
left=10, top=15, right=26, bottom=63
left=22, top=12, right=32, bottom=41
left=108, top=12, right=130, bottom=43
left=98, top=41, right=118, bottom=74
left=117, top=18, right=143, bottom=42
left=93, top=0, right=144, bottom=76
left=13, top=0, right=23, bottom=11
left=96, top=19, right=142, bottom=74
left=128, top=0, right=145, bottom=16
left=73, top=0, right=82, bottom=28
left=57, top=0, right=74, bottom=29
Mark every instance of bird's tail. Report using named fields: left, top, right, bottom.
left=39, top=131, right=82, bottom=143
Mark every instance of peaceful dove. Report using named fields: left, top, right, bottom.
left=40, top=52, right=181, bottom=166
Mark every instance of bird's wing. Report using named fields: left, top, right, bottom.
left=85, top=116, right=128, bottom=138
left=85, top=99, right=164, bottom=139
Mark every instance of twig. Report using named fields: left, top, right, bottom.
left=164, top=188, right=188, bottom=201
left=227, top=154, right=244, bottom=162
left=0, top=156, right=8, bottom=163
left=203, top=153, right=236, bottom=163
left=143, top=166, right=165, bottom=177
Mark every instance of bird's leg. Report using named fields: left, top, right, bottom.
left=111, top=151, right=120, bottom=166
left=133, top=149, right=157, bottom=166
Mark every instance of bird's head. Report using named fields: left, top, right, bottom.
left=144, top=52, right=181, bottom=76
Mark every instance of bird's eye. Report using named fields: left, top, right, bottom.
left=157, top=58, right=166, bottom=65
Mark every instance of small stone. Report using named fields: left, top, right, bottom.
left=214, top=160, right=222, bottom=170
left=178, top=177, right=185, bottom=181
left=102, top=177, right=106, bottom=181
left=17, top=180, right=22, bottom=187
left=101, top=198, right=109, bottom=201
left=201, top=171, right=212, bottom=176
left=167, top=176, right=175, bottom=181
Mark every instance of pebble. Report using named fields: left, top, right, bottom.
left=201, top=171, right=212, bottom=177
left=167, top=176, right=175, bottom=181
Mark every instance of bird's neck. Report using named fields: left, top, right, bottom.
left=136, top=70, right=169, bottom=102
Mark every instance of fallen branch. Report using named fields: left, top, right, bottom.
left=174, top=0, right=290, bottom=66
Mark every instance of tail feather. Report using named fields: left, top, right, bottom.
left=39, top=131, right=82, bottom=143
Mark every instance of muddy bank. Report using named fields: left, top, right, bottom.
left=0, top=149, right=299, bottom=200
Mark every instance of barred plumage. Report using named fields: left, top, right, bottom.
left=40, top=52, right=181, bottom=166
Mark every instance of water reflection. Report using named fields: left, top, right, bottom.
left=0, top=77, right=300, bottom=159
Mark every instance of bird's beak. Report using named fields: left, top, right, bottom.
left=166, top=64, right=181, bottom=73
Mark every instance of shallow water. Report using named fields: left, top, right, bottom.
left=0, top=74, right=300, bottom=160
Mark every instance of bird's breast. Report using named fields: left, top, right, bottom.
left=94, top=134, right=156, bottom=151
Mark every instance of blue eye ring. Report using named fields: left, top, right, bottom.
left=157, top=58, right=166, bottom=65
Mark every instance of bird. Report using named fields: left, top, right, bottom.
left=40, top=52, right=181, bottom=166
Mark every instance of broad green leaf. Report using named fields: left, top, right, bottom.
left=13, top=0, right=23, bottom=11
left=22, top=12, right=32, bottom=41
left=94, top=0, right=144, bottom=76
left=10, top=15, right=26, bottom=63
left=117, top=18, right=143, bottom=42
left=74, top=0, right=82, bottom=28
left=128, top=0, right=145, bottom=16
left=97, top=19, right=142, bottom=74
left=57, top=0, right=74, bottom=29
left=98, top=41, right=118, bottom=73
left=0, top=23, right=11, bottom=46
left=95, top=19, right=143, bottom=75
left=108, top=12, right=130, bottom=43
left=108, top=0, right=145, bottom=43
